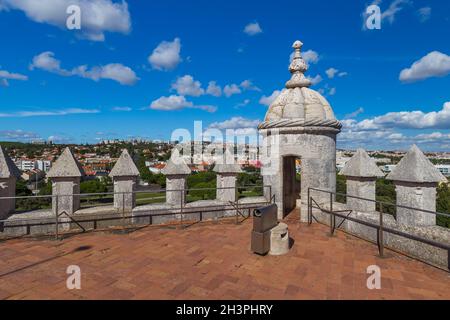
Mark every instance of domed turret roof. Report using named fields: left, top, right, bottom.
left=259, top=40, right=341, bottom=130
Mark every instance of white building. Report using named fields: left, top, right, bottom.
left=435, top=164, right=450, bottom=177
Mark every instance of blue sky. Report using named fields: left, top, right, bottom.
left=0, top=0, right=449, bottom=151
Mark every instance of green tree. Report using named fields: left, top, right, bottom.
left=437, top=183, right=450, bottom=228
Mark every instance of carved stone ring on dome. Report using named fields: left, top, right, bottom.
left=259, top=40, right=342, bottom=131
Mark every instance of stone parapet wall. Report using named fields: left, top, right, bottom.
left=309, top=201, right=449, bottom=269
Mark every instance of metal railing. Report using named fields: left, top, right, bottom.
left=307, top=187, right=450, bottom=270
left=0, top=185, right=273, bottom=239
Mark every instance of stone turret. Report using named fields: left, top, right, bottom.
left=162, top=148, right=191, bottom=206
left=258, top=40, right=341, bottom=219
left=0, top=146, right=20, bottom=220
left=47, top=147, right=85, bottom=215
left=340, top=149, right=384, bottom=212
left=213, top=149, right=242, bottom=202
left=387, top=145, right=445, bottom=227
left=109, top=149, right=140, bottom=211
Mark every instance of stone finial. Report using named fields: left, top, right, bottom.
left=0, top=145, right=20, bottom=179
left=109, top=149, right=140, bottom=177
left=340, top=149, right=384, bottom=178
left=47, top=147, right=84, bottom=178
left=162, top=148, right=191, bottom=175
left=213, top=149, right=242, bottom=174
left=285, top=40, right=312, bottom=89
left=386, top=145, right=445, bottom=183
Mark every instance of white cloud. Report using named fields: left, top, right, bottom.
left=325, top=68, right=338, bottom=79
left=171, top=75, right=204, bottom=97
left=209, top=116, right=260, bottom=130
left=30, top=51, right=138, bottom=85
left=0, top=129, right=40, bottom=140
left=362, top=0, right=410, bottom=30
left=382, top=0, right=410, bottom=24
left=259, top=90, right=281, bottom=106
left=240, top=79, right=260, bottom=91
left=0, top=0, right=131, bottom=41
left=223, top=84, right=241, bottom=97
left=243, top=22, right=262, bottom=36
left=290, top=49, right=320, bottom=66
left=344, top=107, right=364, bottom=119
left=328, top=87, right=336, bottom=96
left=0, top=69, right=28, bottom=86
left=150, top=95, right=191, bottom=111
left=417, top=6, right=431, bottom=22
left=325, top=68, right=347, bottom=79
left=235, top=99, right=250, bottom=108
left=307, top=74, right=322, bottom=85
left=399, top=51, right=450, bottom=82
left=112, top=106, right=132, bottom=112
left=342, top=101, right=450, bottom=130
left=206, top=81, right=222, bottom=97
left=303, top=50, right=319, bottom=65
left=149, top=95, right=216, bottom=113
left=0, top=108, right=100, bottom=117
left=148, top=38, right=181, bottom=71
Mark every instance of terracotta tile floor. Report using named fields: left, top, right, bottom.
left=0, top=216, right=449, bottom=300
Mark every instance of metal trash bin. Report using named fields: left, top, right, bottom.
left=251, top=204, right=278, bottom=255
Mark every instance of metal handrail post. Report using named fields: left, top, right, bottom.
left=379, top=203, right=384, bottom=257
left=329, top=192, right=334, bottom=236
left=55, top=195, right=59, bottom=240
left=179, top=190, right=183, bottom=227
left=307, top=188, right=311, bottom=224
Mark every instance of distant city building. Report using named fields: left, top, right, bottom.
left=436, top=164, right=450, bottom=177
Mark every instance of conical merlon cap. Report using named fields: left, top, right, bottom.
left=0, top=145, right=20, bottom=179
left=47, top=147, right=84, bottom=178
left=340, top=149, right=384, bottom=178
left=109, top=149, right=140, bottom=177
left=386, top=145, right=445, bottom=183
left=213, top=149, right=242, bottom=174
left=161, top=148, right=191, bottom=175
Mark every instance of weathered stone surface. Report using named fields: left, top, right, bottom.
left=0, top=145, right=20, bottom=179
left=51, top=177, right=81, bottom=216
left=340, top=148, right=384, bottom=178
left=269, top=222, right=290, bottom=255
left=395, top=181, right=437, bottom=226
left=214, top=149, right=242, bottom=202
left=387, top=144, right=445, bottom=183
left=110, top=149, right=139, bottom=210
left=258, top=41, right=341, bottom=220
left=109, top=149, right=139, bottom=177
left=0, top=146, right=20, bottom=220
left=113, top=176, right=137, bottom=210
left=386, top=145, right=443, bottom=227
left=260, top=130, right=338, bottom=219
left=346, top=178, right=378, bottom=212
left=162, top=148, right=191, bottom=175
left=340, top=149, right=383, bottom=212
left=47, top=147, right=84, bottom=178
left=263, top=41, right=337, bottom=124
left=163, top=148, right=191, bottom=206
left=48, top=148, right=84, bottom=216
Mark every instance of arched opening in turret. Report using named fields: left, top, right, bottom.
left=282, top=155, right=301, bottom=216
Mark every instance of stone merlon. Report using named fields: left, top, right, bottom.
left=162, top=148, right=191, bottom=175
left=0, top=145, right=20, bottom=179
left=386, top=145, right=445, bottom=183
left=47, top=147, right=85, bottom=178
left=109, top=149, right=140, bottom=177
left=339, top=148, right=384, bottom=178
